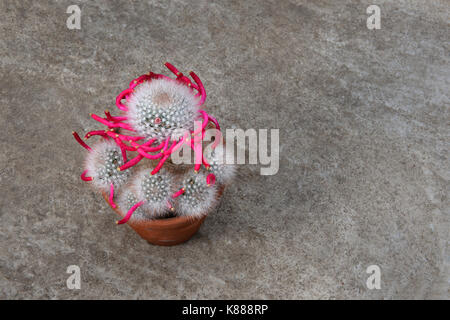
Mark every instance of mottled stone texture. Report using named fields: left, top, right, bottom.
left=0, top=0, right=448, bottom=299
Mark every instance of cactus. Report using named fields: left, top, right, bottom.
left=127, top=79, right=199, bottom=141
left=117, top=190, right=146, bottom=222
left=174, top=171, right=218, bottom=218
left=82, top=139, right=131, bottom=208
left=72, top=62, right=234, bottom=225
left=132, top=167, right=175, bottom=216
left=204, top=145, right=236, bottom=185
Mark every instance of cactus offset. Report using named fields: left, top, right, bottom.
left=204, top=145, right=236, bottom=185
left=133, top=168, right=176, bottom=216
left=174, top=171, right=218, bottom=218
left=84, top=140, right=131, bottom=190
left=117, top=190, right=145, bottom=222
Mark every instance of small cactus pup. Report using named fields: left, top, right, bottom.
left=172, top=171, right=218, bottom=219
left=203, top=144, right=236, bottom=186
left=116, top=168, right=176, bottom=224
left=117, top=190, right=146, bottom=223
left=72, top=62, right=231, bottom=246
left=82, top=139, right=132, bottom=208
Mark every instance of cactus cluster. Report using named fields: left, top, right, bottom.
left=73, top=62, right=234, bottom=225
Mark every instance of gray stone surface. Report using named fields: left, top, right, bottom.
left=0, top=0, right=448, bottom=299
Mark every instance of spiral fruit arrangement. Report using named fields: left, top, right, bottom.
left=73, top=62, right=235, bottom=224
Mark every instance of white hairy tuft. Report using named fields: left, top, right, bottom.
left=204, top=145, right=236, bottom=185
left=126, top=79, right=200, bottom=141
left=117, top=188, right=148, bottom=222
left=131, top=167, right=176, bottom=218
left=175, top=171, right=218, bottom=218
left=84, top=140, right=131, bottom=192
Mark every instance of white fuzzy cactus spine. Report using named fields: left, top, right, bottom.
left=127, top=79, right=200, bottom=141
left=205, top=145, right=236, bottom=185
left=175, top=171, right=217, bottom=218
left=132, top=168, right=175, bottom=218
left=117, top=190, right=146, bottom=222
left=84, top=140, right=131, bottom=192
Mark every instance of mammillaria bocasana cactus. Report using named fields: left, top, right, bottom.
left=73, top=62, right=234, bottom=225
left=174, top=170, right=218, bottom=218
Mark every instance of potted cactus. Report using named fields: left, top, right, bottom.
left=72, top=62, right=235, bottom=245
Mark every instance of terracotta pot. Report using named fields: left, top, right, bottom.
left=101, top=186, right=224, bottom=246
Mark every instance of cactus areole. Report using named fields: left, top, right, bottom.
left=73, top=63, right=235, bottom=227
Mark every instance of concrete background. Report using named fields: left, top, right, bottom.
left=0, top=0, right=448, bottom=299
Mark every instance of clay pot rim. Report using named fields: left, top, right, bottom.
left=101, top=185, right=225, bottom=230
